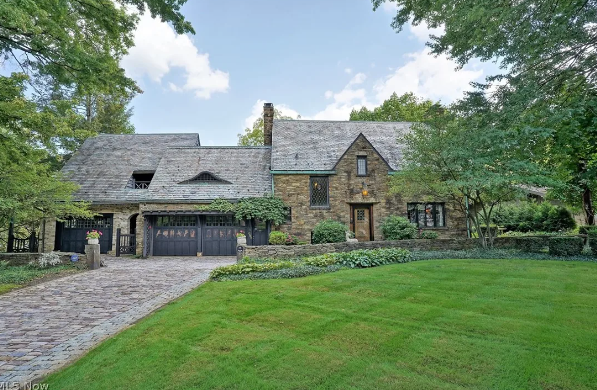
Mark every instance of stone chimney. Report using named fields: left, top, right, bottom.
left=263, top=102, right=274, bottom=146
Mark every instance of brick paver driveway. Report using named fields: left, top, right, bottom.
left=0, top=256, right=235, bottom=386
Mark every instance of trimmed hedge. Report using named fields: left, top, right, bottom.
left=312, top=220, right=347, bottom=244
left=514, top=237, right=547, bottom=253
left=381, top=216, right=417, bottom=240
left=548, top=237, right=584, bottom=256
left=269, top=231, right=287, bottom=245
left=588, top=230, right=597, bottom=256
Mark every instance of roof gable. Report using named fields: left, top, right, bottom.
left=271, top=120, right=410, bottom=171
left=332, top=133, right=393, bottom=171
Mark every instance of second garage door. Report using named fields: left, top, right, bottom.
left=202, top=215, right=241, bottom=256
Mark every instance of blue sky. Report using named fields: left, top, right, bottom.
left=11, top=0, right=497, bottom=146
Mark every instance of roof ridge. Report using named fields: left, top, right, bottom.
left=96, top=133, right=200, bottom=136
left=274, top=119, right=413, bottom=124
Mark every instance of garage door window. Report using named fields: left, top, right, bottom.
left=156, top=216, right=197, bottom=227
left=205, top=215, right=236, bottom=226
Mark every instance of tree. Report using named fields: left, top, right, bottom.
left=237, top=108, right=298, bottom=146
left=0, top=0, right=194, bottom=240
left=374, top=0, right=597, bottom=224
left=391, top=99, right=552, bottom=248
left=350, top=92, right=436, bottom=122
left=0, top=75, right=94, bottom=250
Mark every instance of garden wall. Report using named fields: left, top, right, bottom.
left=242, top=236, right=587, bottom=260
left=243, top=238, right=479, bottom=259
left=0, top=252, right=87, bottom=267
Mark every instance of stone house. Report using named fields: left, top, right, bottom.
left=41, top=103, right=467, bottom=257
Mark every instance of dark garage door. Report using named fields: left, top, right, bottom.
left=153, top=216, right=198, bottom=256
left=60, top=215, right=113, bottom=254
left=202, top=215, right=241, bottom=256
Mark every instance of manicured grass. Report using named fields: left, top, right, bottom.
left=0, top=264, right=78, bottom=294
left=45, top=259, right=597, bottom=389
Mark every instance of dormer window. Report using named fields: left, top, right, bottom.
left=126, top=171, right=154, bottom=189
left=179, top=171, right=230, bottom=184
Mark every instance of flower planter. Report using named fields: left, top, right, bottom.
left=237, top=237, right=247, bottom=246
left=87, top=238, right=99, bottom=245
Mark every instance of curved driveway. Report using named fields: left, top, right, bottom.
left=0, top=256, right=235, bottom=386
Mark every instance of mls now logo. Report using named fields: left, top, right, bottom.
left=0, top=382, right=49, bottom=390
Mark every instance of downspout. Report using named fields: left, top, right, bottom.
left=465, top=196, right=471, bottom=238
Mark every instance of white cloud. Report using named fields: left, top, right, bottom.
left=374, top=48, right=483, bottom=103
left=243, top=99, right=301, bottom=129
left=380, top=1, right=399, bottom=13
left=344, top=68, right=353, bottom=74
left=409, top=22, right=445, bottom=43
left=122, top=13, right=229, bottom=99
left=324, top=90, right=333, bottom=99
left=348, top=73, right=367, bottom=86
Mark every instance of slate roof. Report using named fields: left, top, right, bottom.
left=271, top=120, right=410, bottom=171
left=62, top=134, right=271, bottom=204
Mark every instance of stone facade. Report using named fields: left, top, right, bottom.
left=273, top=135, right=467, bottom=242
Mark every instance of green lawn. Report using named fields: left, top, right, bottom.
left=0, top=264, right=78, bottom=294
left=45, top=259, right=597, bottom=390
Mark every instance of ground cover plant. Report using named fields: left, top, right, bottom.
left=0, top=261, right=78, bottom=294
left=45, top=258, right=597, bottom=389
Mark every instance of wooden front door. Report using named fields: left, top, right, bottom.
left=353, top=206, right=372, bottom=241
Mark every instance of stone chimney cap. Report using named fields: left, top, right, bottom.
left=264, top=103, right=273, bottom=108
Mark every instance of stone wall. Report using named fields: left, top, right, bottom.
left=0, top=252, right=87, bottom=267
left=273, top=135, right=467, bottom=241
left=243, top=238, right=480, bottom=259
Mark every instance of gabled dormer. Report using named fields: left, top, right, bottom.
left=178, top=171, right=231, bottom=185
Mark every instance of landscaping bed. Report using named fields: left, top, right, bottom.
left=44, top=258, right=597, bottom=389
left=0, top=263, right=81, bottom=295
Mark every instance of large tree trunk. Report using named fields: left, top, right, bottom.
left=583, top=186, right=595, bottom=225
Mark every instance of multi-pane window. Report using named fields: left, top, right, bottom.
left=357, top=156, right=367, bottom=176
left=64, top=216, right=112, bottom=229
left=205, top=215, right=236, bottom=227
left=310, top=176, right=329, bottom=207
left=155, top=216, right=197, bottom=227
left=407, top=203, right=445, bottom=228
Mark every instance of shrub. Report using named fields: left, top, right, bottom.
left=210, top=261, right=294, bottom=279
left=492, top=202, right=576, bottom=233
left=30, top=252, right=61, bottom=268
left=312, top=220, right=347, bottom=244
left=578, top=225, right=597, bottom=235
left=549, top=237, right=584, bottom=256
left=304, top=253, right=342, bottom=267
left=214, top=265, right=345, bottom=281
left=588, top=229, right=597, bottom=256
left=381, top=216, right=417, bottom=240
left=335, top=248, right=412, bottom=268
left=269, top=231, right=288, bottom=245
left=417, top=230, right=439, bottom=239
left=514, top=237, right=547, bottom=253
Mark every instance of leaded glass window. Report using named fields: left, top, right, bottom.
left=357, top=156, right=367, bottom=176
left=310, top=176, right=329, bottom=207
left=407, top=203, right=446, bottom=228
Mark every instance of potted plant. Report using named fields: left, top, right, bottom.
left=86, top=230, right=102, bottom=245
left=236, top=230, right=246, bottom=246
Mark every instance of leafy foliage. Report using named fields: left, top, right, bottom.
left=548, top=237, right=584, bottom=257
left=197, top=196, right=289, bottom=225
left=374, top=0, right=597, bottom=225
left=380, top=216, right=417, bottom=240
left=209, top=261, right=295, bottom=279
left=269, top=231, right=288, bottom=245
left=311, top=220, right=348, bottom=244
left=514, top=237, right=549, bottom=253
left=492, top=202, right=576, bottom=233
left=237, top=108, right=298, bottom=146
left=334, top=248, right=412, bottom=268
left=350, top=92, right=436, bottom=122
left=417, top=231, right=439, bottom=239
left=212, top=265, right=345, bottom=282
